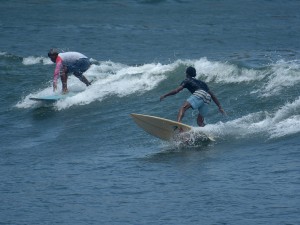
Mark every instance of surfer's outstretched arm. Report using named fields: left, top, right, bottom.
left=208, top=90, right=226, bottom=115
left=160, top=86, right=184, bottom=101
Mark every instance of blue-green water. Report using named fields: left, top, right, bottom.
left=1, top=1, right=300, bottom=224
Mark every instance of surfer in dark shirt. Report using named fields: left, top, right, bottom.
left=160, top=66, right=226, bottom=127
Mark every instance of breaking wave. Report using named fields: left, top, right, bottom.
left=15, top=56, right=300, bottom=139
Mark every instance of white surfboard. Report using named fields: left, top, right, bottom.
left=131, top=113, right=214, bottom=142
left=29, top=92, right=76, bottom=102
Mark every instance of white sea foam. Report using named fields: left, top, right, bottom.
left=55, top=61, right=176, bottom=109
left=16, top=60, right=178, bottom=109
left=193, top=57, right=265, bottom=83
left=17, top=57, right=300, bottom=107
left=16, top=57, right=300, bottom=141
left=22, top=56, right=52, bottom=65
left=20, top=56, right=300, bottom=91
left=191, top=58, right=300, bottom=99
left=257, top=60, right=300, bottom=97
left=194, top=96, right=300, bottom=140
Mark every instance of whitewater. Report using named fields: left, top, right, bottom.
left=16, top=55, right=300, bottom=141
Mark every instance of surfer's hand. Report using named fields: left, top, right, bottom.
left=160, top=95, right=165, bottom=101
left=219, top=107, right=227, bottom=116
left=53, top=82, right=57, bottom=92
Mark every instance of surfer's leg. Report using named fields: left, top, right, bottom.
left=197, top=102, right=208, bottom=127
left=73, top=58, right=91, bottom=86
left=177, top=101, right=192, bottom=123
left=61, top=66, right=68, bottom=93
left=197, top=114, right=205, bottom=127
left=81, top=75, right=92, bottom=86
left=74, top=72, right=91, bottom=86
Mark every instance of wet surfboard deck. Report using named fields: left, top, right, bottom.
left=130, top=113, right=214, bottom=142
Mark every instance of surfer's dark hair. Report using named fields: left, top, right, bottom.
left=186, top=66, right=196, bottom=77
left=48, top=48, right=59, bottom=57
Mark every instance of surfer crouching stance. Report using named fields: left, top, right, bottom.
left=48, top=49, right=92, bottom=93
left=160, top=66, right=226, bottom=127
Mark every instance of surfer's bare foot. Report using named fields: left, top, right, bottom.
left=62, top=88, right=69, bottom=94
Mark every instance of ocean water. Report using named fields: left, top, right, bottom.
left=1, top=1, right=300, bottom=224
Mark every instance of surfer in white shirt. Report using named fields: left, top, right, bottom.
left=48, top=49, right=92, bottom=93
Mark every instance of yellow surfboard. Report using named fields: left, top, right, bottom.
left=131, top=113, right=214, bottom=142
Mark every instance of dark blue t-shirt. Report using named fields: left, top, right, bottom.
left=180, top=77, right=209, bottom=94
